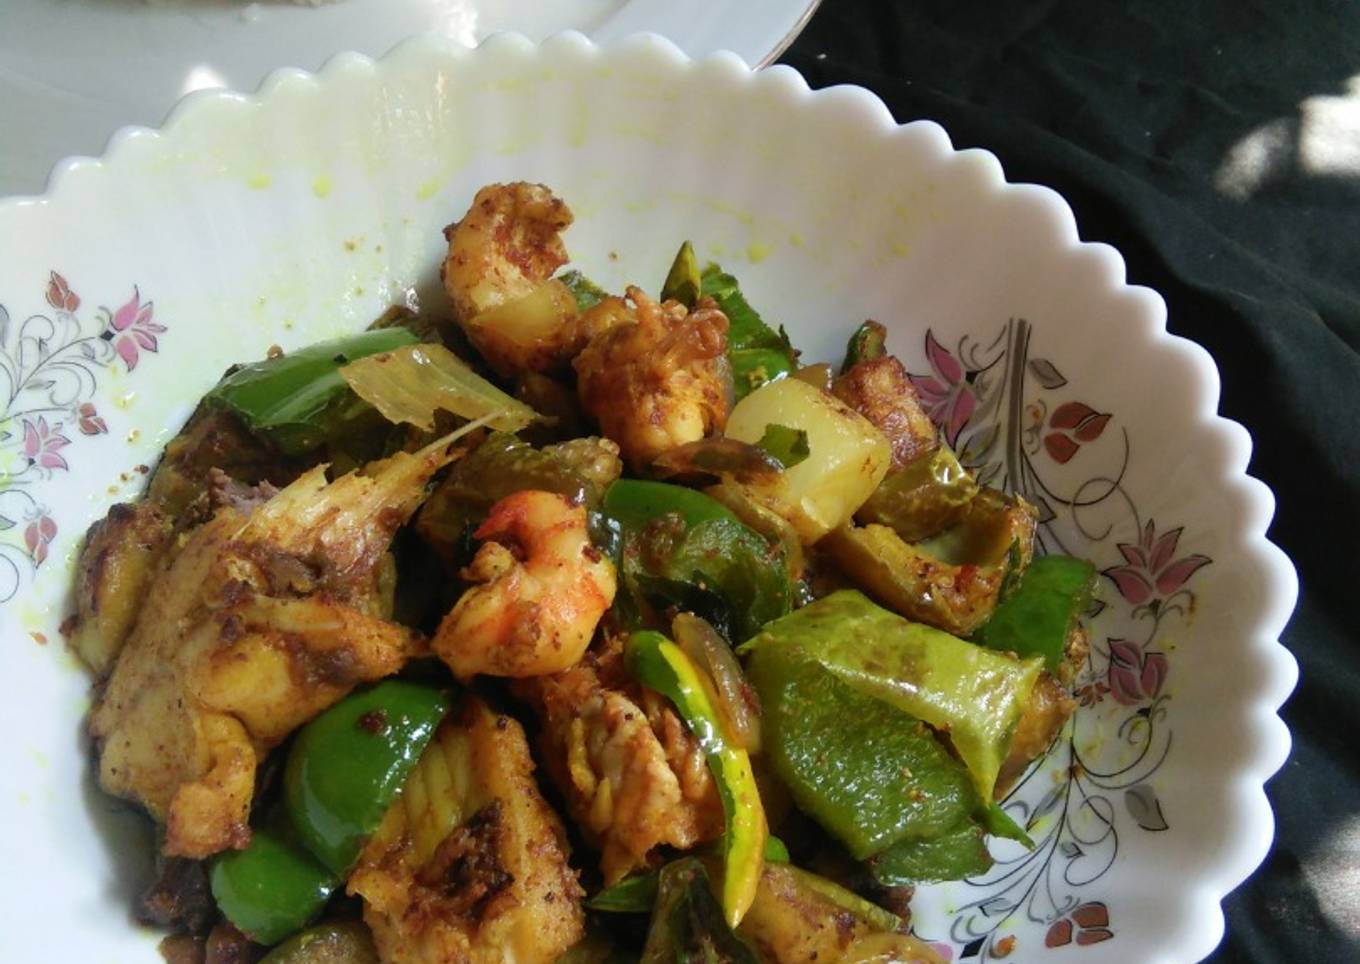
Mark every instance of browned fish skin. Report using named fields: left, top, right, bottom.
left=67, top=500, right=175, bottom=677
left=90, top=439, right=455, bottom=858
left=350, top=697, right=585, bottom=964
left=996, top=671, right=1077, bottom=796
left=833, top=355, right=938, bottom=470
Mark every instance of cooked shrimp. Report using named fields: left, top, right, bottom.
left=441, top=182, right=583, bottom=377
left=432, top=490, right=616, bottom=679
left=573, top=286, right=733, bottom=469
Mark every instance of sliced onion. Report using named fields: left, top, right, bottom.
left=672, top=612, right=762, bottom=754
left=650, top=437, right=783, bottom=484
left=340, top=342, right=538, bottom=433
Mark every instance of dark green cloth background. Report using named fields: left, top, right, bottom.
left=781, top=2, right=1359, bottom=961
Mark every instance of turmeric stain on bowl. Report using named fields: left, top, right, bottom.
left=611, top=120, right=666, bottom=147
left=746, top=242, right=775, bottom=264
left=705, top=198, right=756, bottom=228
left=490, top=67, right=556, bottom=95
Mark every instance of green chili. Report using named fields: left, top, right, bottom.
left=628, top=631, right=767, bottom=928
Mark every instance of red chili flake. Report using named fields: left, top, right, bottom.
left=357, top=709, right=390, bottom=734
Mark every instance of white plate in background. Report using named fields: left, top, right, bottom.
left=0, top=0, right=821, bottom=195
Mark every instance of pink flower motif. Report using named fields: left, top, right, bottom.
left=1107, top=639, right=1169, bottom=705
left=24, top=514, right=57, bottom=567
left=77, top=402, right=108, bottom=436
left=22, top=416, right=70, bottom=471
left=928, top=942, right=955, bottom=961
left=45, top=271, right=80, bottom=312
left=908, top=331, right=976, bottom=446
left=1103, top=519, right=1211, bottom=606
left=108, top=287, right=165, bottom=371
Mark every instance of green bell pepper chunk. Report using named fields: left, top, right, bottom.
left=209, top=815, right=338, bottom=946
left=741, top=590, right=1042, bottom=801
left=419, top=432, right=609, bottom=564
left=604, top=478, right=738, bottom=529
left=258, top=920, right=379, bottom=963
left=586, top=837, right=790, bottom=915
left=700, top=264, right=797, bottom=400
left=207, top=328, right=418, bottom=455
left=628, top=631, right=767, bottom=929
left=604, top=480, right=790, bottom=642
left=973, top=555, right=1097, bottom=673
left=840, top=320, right=887, bottom=373
left=857, top=445, right=979, bottom=543
left=639, top=858, right=759, bottom=964
left=285, top=679, right=450, bottom=875
left=868, top=819, right=994, bottom=886
left=744, top=642, right=978, bottom=859
left=587, top=871, right=663, bottom=913
left=660, top=241, right=702, bottom=308
left=762, top=835, right=791, bottom=864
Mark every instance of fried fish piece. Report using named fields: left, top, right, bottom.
left=350, top=696, right=585, bottom=964
left=90, top=437, right=459, bottom=858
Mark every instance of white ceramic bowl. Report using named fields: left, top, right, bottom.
left=0, top=33, right=1297, bottom=964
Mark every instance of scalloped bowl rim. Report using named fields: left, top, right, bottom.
left=0, top=30, right=1299, bottom=964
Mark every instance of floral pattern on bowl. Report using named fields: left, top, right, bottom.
left=0, top=273, right=166, bottom=603
left=0, top=32, right=1297, bottom=963
left=900, top=320, right=1212, bottom=960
